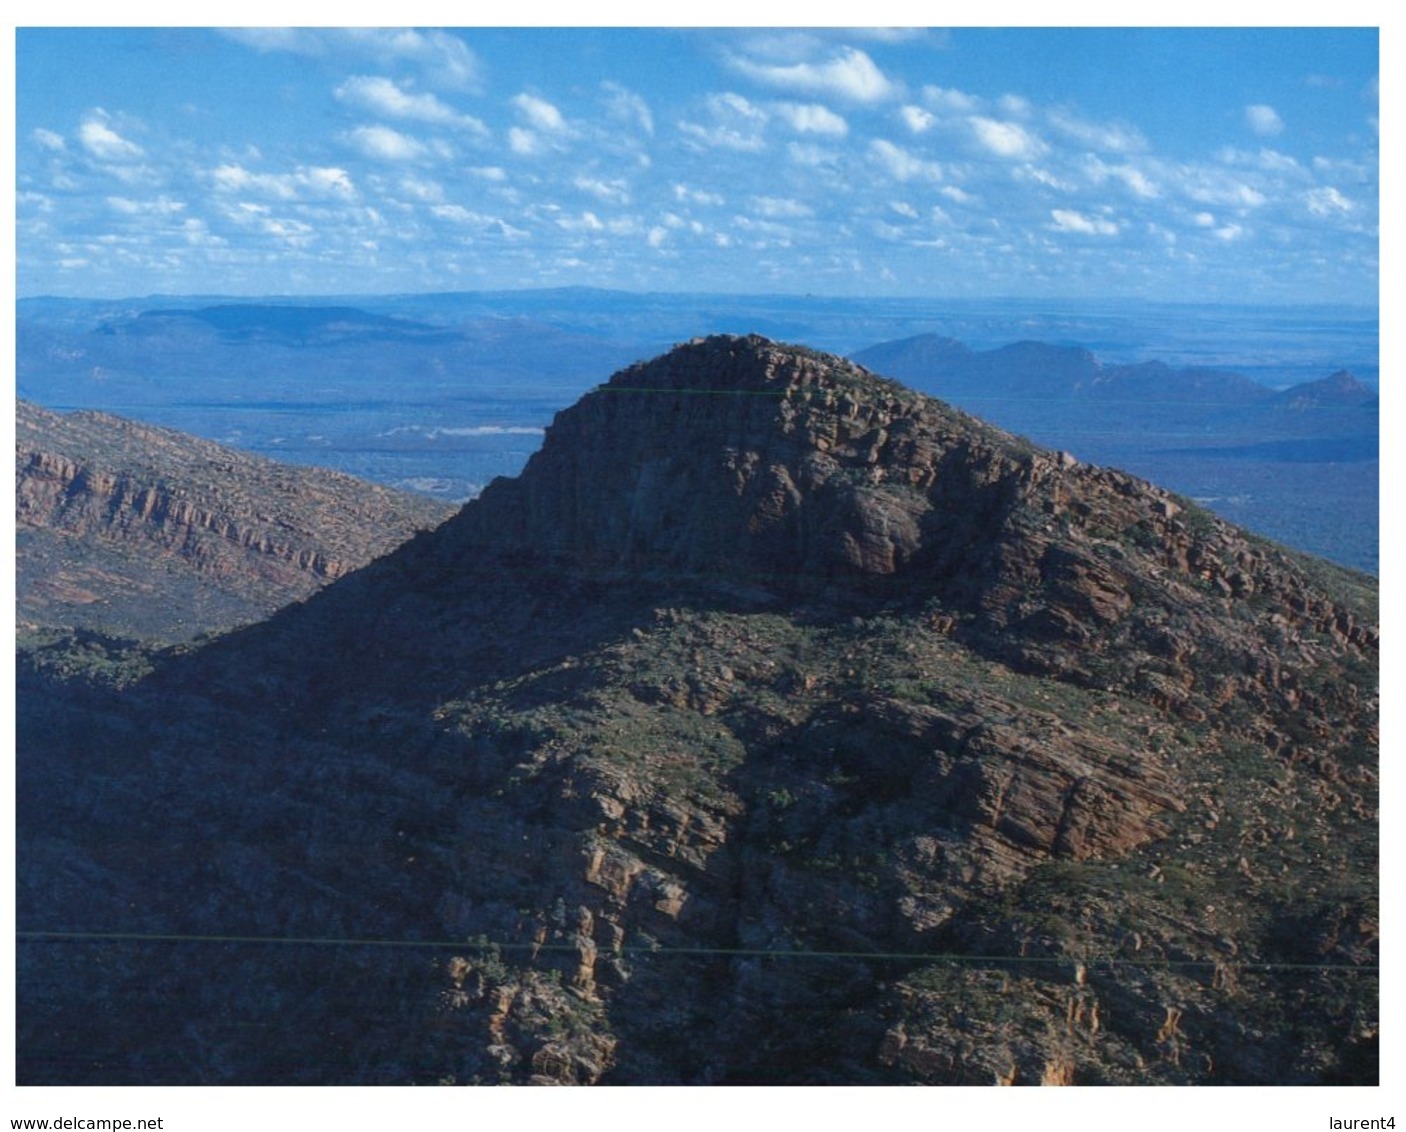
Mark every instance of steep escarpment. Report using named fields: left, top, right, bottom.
left=17, top=400, right=452, bottom=640
left=16, top=337, right=1376, bottom=1086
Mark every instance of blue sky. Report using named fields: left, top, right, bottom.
left=14, top=26, right=1380, bottom=303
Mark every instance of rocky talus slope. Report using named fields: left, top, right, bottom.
left=17, top=399, right=452, bottom=640
left=16, top=337, right=1377, bottom=1084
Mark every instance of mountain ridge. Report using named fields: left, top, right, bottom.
left=17, top=335, right=1377, bottom=1085
left=16, top=398, right=452, bottom=641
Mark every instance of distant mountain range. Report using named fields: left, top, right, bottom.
left=851, top=335, right=1378, bottom=573
left=17, top=336, right=1377, bottom=1085
left=117, top=304, right=459, bottom=346
left=16, top=295, right=1378, bottom=572
left=852, top=334, right=1377, bottom=438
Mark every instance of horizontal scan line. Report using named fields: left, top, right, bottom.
left=15, top=930, right=1377, bottom=973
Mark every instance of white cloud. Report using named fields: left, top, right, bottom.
left=556, top=211, right=606, bottom=232
left=513, top=93, right=569, bottom=133
left=228, top=28, right=482, bottom=92
left=32, top=128, right=66, bottom=151
left=969, top=117, right=1046, bottom=160
left=211, top=164, right=288, bottom=198
left=351, top=29, right=481, bottom=91
left=1015, top=166, right=1077, bottom=192
left=870, top=139, right=943, bottom=183
left=303, top=166, right=357, bottom=196
left=1186, top=176, right=1266, bottom=209
left=431, top=204, right=494, bottom=225
left=899, top=105, right=936, bottom=134
left=1084, top=156, right=1159, bottom=199
left=731, top=215, right=796, bottom=245
left=181, top=218, right=225, bottom=246
left=679, top=93, right=768, bottom=152
left=1218, top=146, right=1303, bottom=174
left=211, top=163, right=357, bottom=199
left=1311, top=155, right=1372, bottom=182
left=851, top=28, right=934, bottom=44
left=335, top=76, right=486, bottom=133
left=673, top=183, right=725, bottom=207
left=787, top=142, right=840, bottom=167
left=345, top=125, right=430, bottom=162
left=661, top=212, right=705, bottom=237
left=602, top=82, right=654, bottom=135
left=507, top=95, right=575, bottom=158
left=1193, top=211, right=1217, bottom=227
left=259, top=216, right=316, bottom=247
left=729, top=46, right=899, bottom=104
left=399, top=176, right=445, bottom=202
left=1213, top=223, right=1245, bottom=241
left=922, top=85, right=980, bottom=113
left=998, top=94, right=1031, bottom=117
left=1245, top=104, right=1285, bottom=137
left=221, top=28, right=314, bottom=53
left=79, top=115, right=144, bottom=161
left=508, top=127, right=541, bottom=156
left=939, top=185, right=975, bottom=205
left=106, top=195, right=186, bottom=215
left=1305, top=186, right=1354, bottom=216
left=772, top=102, right=848, bottom=137
left=553, top=209, right=638, bottom=236
left=648, top=226, right=668, bottom=248
left=1047, top=110, right=1147, bottom=153
left=751, top=196, right=813, bottom=219
left=575, top=175, right=631, bottom=204
left=429, top=207, right=530, bottom=243
left=1256, top=149, right=1301, bottom=173
left=1050, top=209, right=1119, bottom=236
left=889, top=200, right=918, bottom=219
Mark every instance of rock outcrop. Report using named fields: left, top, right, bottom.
left=17, top=400, right=452, bottom=640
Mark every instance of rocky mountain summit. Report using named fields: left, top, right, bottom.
left=16, top=399, right=452, bottom=641
left=17, top=336, right=1377, bottom=1085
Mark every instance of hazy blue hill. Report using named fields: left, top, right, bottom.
left=854, top=333, right=1270, bottom=406
left=1265, top=370, right=1376, bottom=410
left=123, top=305, right=455, bottom=346
left=1087, top=361, right=1268, bottom=405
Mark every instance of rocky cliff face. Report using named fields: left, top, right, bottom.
left=16, top=337, right=1377, bottom=1085
left=17, top=400, right=452, bottom=640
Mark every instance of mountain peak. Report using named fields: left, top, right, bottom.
left=1270, top=368, right=1375, bottom=408
left=605, top=333, right=904, bottom=397
left=424, top=336, right=1372, bottom=673
left=443, top=335, right=1037, bottom=602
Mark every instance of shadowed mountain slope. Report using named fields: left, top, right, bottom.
left=17, top=336, right=1377, bottom=1085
